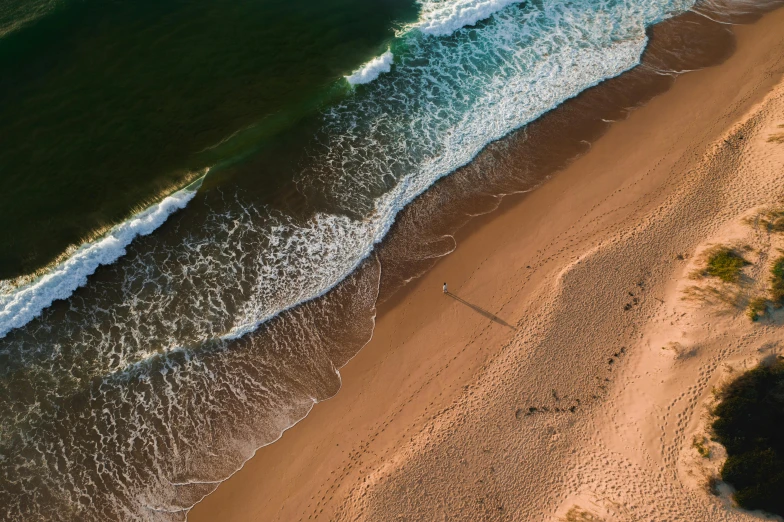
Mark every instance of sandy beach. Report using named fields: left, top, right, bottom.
left=188, top=7, right=784, bottom=521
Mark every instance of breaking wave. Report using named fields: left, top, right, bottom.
left=346, top=50, right=394, bottom=85
left=413, top=0, right=524, bottom=36
left=0, top=178, right=202, bottom=339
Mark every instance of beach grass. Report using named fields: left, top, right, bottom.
left=746, top=297, right=768, bottom=321
left=770, top=256, right=784, bottom=303
left=681, top=284, right=741, bottom=307
left=767, top=124, right=784, bottom=144
left=702, top=246, right=749, bottom=283
left=760, top=209, right=784, bottom=232
left=744, top=207, right=784, bottom=232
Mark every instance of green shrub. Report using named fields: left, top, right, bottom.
left=771, top=256, right=784, bottom=303
left=693, top=435, right=711, bottom=458
left=746, top=297, right=768, bottom=322
left=704, top=247, right=748, bottom=283
left=711, top=360, right=784, bottom=517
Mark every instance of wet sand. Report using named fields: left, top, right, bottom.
left=188, top=6, right=784, bottom=521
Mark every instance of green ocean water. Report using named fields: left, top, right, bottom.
left=0, top=0, right=418, bottom=279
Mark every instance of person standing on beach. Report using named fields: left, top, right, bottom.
left=443, top=282, right=448, bottom=294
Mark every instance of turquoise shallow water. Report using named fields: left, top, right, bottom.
left=0, top=0, right=417, bottom=278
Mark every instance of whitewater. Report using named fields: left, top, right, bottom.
left=0, top=0, right=703, bottom=520
left=346, top=50, right=394, bottom=85
left=0, top=0, right=695, bottom=347
left=0, top=178, right=203, bottom=339
left=413, top=0, right=525, bottom=36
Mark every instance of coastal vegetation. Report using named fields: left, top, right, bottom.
left=751, top=207, right=784, bottom=232
left=701, top=246, right=748, bottom=283
left=767, top=124, right=784, bottom=144
left=684, top=241, right=784, bottom=321
left=746, top=297, right=767, bottom=322
left=562, top=507, right=604, bottom=522
left=711, top=359, right=784, bottom=517
left=770, top=255, right=784, bottom=303
left=683, top=245, right=749, bottom=309
left=746, top=254, right=784, bottom=321
left=692, top=435, right=711, bottom=458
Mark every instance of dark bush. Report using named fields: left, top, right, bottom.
left=712, top=360, right=784, bottom=516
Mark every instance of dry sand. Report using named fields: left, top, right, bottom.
left=188, top=8, right=784, bottom=522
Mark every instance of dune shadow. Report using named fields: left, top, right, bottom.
left=446, top=292, right=516, bottom=330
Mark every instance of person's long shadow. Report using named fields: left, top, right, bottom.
left=446, top=292, right=516, bottom=330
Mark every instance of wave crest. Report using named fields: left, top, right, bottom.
left=414, top=0, right=523, bottom=37
left=0, top=178, right=202, bottom=339
left=346, top=50, right=394, bottom=85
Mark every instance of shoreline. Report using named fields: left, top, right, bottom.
left=188, top=6, right=784, bottom=522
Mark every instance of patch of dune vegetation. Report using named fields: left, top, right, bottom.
left=682, top=284, right=740, bottom=308
left=684, top=245, right=784, bottom=322
left=562, top=506, right=604, bottom=522
left=770, top=256, right=784, bottom=304
left=767, top=124, right=784, bottom=144
left=746, top=297, right=768, bottom=322
left=684, top=246, right=750, bottom=309
left=701, top=247, right=749, bottom=283
left=711, top=359, right=784, bottom=517
left=756, top=208, right=784, bottom=232
left=739, top=254, right=784, bottom=322
left=693, top=435, right=711, bottom=458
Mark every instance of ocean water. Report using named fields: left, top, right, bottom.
left=0, top=0, right=417, bottom=278
left=0, top=0, right=770, bottom=519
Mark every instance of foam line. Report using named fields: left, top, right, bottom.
left=414, top=0, right=524, bottom=37
left=0, top=179, right=202, bottom=339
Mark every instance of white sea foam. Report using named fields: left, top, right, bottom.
left=73, top=0, right=699, bottom=359
left=1, top=0, right=694, bottom=348
left=2, top=1, right=709, bottom=519
left=345, top=50, right=394, bottom=85
left=225, top=0, right=699, bottom=356
left=413, top=0, right=524, bottom=36
left=0, top=178, right=202, bottom=339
